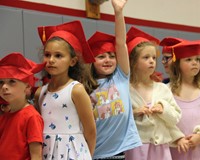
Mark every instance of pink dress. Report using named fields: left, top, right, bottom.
left=125, top=143, right=172, bottom=160
left=170, top=95, right=200, bottom=160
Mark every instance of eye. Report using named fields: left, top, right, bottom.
left=44, top=52, right=51, bottom=58
left=196, top=57, right=200, bottom=61
left=185, top=58, right=192, bottom=61
left=143, top=56, right=149, bottom=59
left=9, top=79, right=16, bottom=85
left=109, top=54, right=116, bottom=59
left=96, top=55, right=105, bottom=59
left=0, top=80, right=4, bottom=87
left=55, top=53, right=62, bottom=58
left=153, top=56, right=156, bottom=60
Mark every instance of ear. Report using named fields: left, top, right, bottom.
left=70, top=56, right=78, bottom=67
left=25, top=84, right=32, bottom=97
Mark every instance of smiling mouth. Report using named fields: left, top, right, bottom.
left=192, top=68, right=199, bottom=70
left=103, top=65, right=112, bottom=67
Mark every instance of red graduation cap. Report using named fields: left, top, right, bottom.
left=126, top=26, right=160, bottom=54
left=87, top=31, right=115, bottom=57
left=0, top=53, right=45, bottom=87
left=160, top=37, right=186, bottom=54
left=172, top=40, right=200, bottom=61
left=38, top=21, right=95, bottom=63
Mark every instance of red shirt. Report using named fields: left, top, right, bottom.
left=0, top=105, right=44, bottom=160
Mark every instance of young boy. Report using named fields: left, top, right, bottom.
left=0, top=52, right=45, bottom=160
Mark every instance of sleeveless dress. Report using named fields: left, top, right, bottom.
left=39, top=81, right=92, bottom=160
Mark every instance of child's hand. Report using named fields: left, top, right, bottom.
left=187, top=134, right=200, bottom=149
left=176, top=137, right=190, bottom=153
left=150, top=103, right=163, bottom=114
left=111, top=0, right=127, bottom=13
left=133, top=106, right=152, bottom=116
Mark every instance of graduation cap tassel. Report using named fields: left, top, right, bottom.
left=42, top=26, right=46, bottom=43
left=172, top=47, right=176, bottom=62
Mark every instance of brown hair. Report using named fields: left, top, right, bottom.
left=170, top=59, right=200, bottom=95
left=41, top=37, right=98, bottom=94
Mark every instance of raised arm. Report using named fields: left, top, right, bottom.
left=112, top=0, right=129, bottom=75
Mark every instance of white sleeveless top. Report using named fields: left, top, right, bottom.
left=39, top=81, right=92, bottom=160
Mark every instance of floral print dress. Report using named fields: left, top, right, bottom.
left=39, top=81, right=92, bottom=160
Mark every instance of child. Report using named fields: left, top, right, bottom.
left=0, top=96, right=9, bottom=115
left=87, top=0, right=142, bottom=159
left=35, top=20, right=96, bottom=160
left=0, top=52, right=45, bottom=160
left=125, top=26, right=187, bottom=160
left=169, top=41, right=200, bottom=160
left=159, top=37, right=186, bottom=84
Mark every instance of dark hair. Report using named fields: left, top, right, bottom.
left=43, top=37, right=84, bottom=81
left=43, top=37, right=99, bottom=94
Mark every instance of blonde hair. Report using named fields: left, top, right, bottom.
left=129, top=41, right=159, bottom=85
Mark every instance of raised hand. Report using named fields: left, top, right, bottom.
left=111, top=0, right=127, bottom=13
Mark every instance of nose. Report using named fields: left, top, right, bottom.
left=1, top=83, right=8, bottom=91
left=104, top=56, right=110, bottom=62
left=150, top=57, right=155, bottom=63
left=48, top=56, right=55, bottom=64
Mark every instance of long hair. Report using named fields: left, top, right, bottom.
left=129, top=41, right=159, bottom=86
left=82, top=63, right=99, bottom=94
left=170, top=59, right=200, bottom=95
left=41, top=37, right=98, bottom=94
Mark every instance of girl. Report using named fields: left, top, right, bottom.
left=125, top=26, right=187, bottom=160
left=169, top=41, right=200, bottom=160
left=87, top=0, right=142, bottom=159
left=0, top=52, right=44, bottom=160
left=35, top=21, right=96, bottom=160
left=159, top=37, right=186, bottom=84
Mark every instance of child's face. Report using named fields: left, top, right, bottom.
left=43, top=40, right=77, bottom=77
left=162, top=52, right=173, bottom=75
left=0, top=79, right=28, bottom=105
left=93, top=52, right=117, bottom=78
left=136, top=46, right=156, bottom=76
left=180, top=55, right=200, bottom=78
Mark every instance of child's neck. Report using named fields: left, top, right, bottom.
left=9, top=100, right=29, bottom=113
left=135, top=77, right=154, bottom=87
left=178, top=78, right=200, bottom=101
left=133, top=81, right=154, bottom=104
left=48, top=77, right=73, bottom=92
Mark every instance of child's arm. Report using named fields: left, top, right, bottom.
left=34, top=87, right=42, bottom=114
left=112, top=0, right=129, bottom=75
left=29, top=142, right=42, bottom=160
left=72, top=83, right=96, bottom=156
